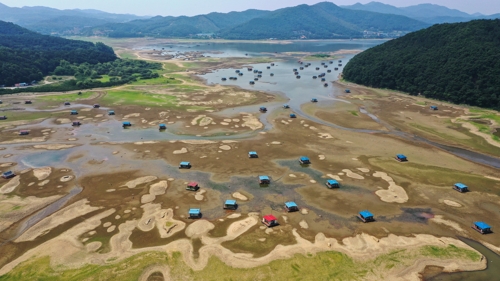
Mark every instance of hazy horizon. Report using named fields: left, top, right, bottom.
left=1, top=0, right=499, bottom=17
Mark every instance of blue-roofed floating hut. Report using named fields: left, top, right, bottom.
left=249, top=81, right=255, bottom=85
left=108, top=110, right=115, bottom=115
left=430, top=105, right=438, bottom=110
left=270, top=73, right=274, bottom=76
left=327, top=70, right=332, bottom=73
left=472, top=221, right=492, bottom=234
left=221, top=77, right=227, bottom=81
left=122, top=121, right=131, bottom=128
left=290, top=113, right=297, bottom=118
left=223, top=200, right=237, bottom=210
left=93, top=104, right=100, bottom=108
left=357, top=210, right=375, bottom=223
left=311, top=98, right=318, bottom=103
left=259, top=175, right=270, bottom=184
left=159, top=123, right=167, bottom=130
left=2, top=171, right=16, bottom=179
left=283, top=104, right=289, bottom=109
left=285, top=201, right=299, bottom=212
left=179, top=161, right=191, bottom=169
left=396, top=154, right=408, bottom=162
left=19, top=130, right=29, bottom=135
left=72, top=121, right=81, bottom=126
left=453, top=183, right=469, bottom=193
left=326, top=179, right=339, bottom=189
left=189, top=208, right=202, bottom=219
left=70, top=110, right=78, bottom=115
left=345, top=89, right=351, bottom=93
left=313, top=76, right=317, bottom=79
left=259, top=107, right=267, bottom=112
left=249, top=151, right=258, bottom=158
left=299, top=156, right=311, bottom=164
left=324, top=83, right=329, bottom=87
left=296, top=75, right=301, bottom=79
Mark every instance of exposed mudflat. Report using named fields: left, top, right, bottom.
left=0, top=40, right=498, bottom=280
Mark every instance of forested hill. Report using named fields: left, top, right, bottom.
left=89, top=9, right=270, bottom=38
left=343, top=19, right=500, bottom=110
left=220, top=2, right=428, bottom=39
left=0, top=21, right=116, bottom=86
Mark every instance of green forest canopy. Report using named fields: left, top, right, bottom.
left=343, top=19, right=500, bottom=110
left=0, top=20, right=117, bottom=86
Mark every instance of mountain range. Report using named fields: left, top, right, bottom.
left=87, top=2, right=428, bottom=39
left=1, top=1, right=499, bottom=38
left=0, top=2, right=147, bottom=35
left=342, top=2, right=500, bottom=24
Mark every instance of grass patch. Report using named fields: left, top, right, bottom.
left=162, top=63, right=185, bottom=73
left=421, top=245, right=481, bottom=261
left=37, top=92, right=95, bottom=102
left=129, top=76, right=182, bottom=86
left=0, top=244, right=481, bottom=281
left=96, top=75, right=111, bottom=83
left=117, top=52, right=138, bottom=60
left=102, top=90, right=177, bottom=107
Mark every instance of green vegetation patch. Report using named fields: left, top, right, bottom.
left=130, top=75, right=182, bottom=86
left=0, top=244, right=481, bottom=281
left=421, top=244, right=481, bottom=261
left=38, top=92, right=95, bottom=102
left=102, top=90, right=177, bottom=107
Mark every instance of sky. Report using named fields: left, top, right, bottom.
left=1, top=0, right=499, bottom=16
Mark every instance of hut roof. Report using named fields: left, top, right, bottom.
left=327, top=179, right=339, bottom=185
left=225, top=200, right=236, bottom=205
left=109, top=110, right=115, bottom=113
left=300, top=156, right=310, bottom=161
left=123, top=121, right=131, bottom=125
left=249, top=151, right=257, bottom=155
left=455, top=183, right=468, bottom=189
left=180, top=161, right=191, bottom=166
left=188, top=182, right=198, bottom=187
left=474, top=221, right=491, bottom=229
left=259, top=175, right=270, bottom=181
left=189, top=208, right=201, bottom=215
left=2, top=171, right=14, bottom=177
left=360, top=210, right=374, bottom=218
left=263, top=215, right=277, bottom=221
left=260, top=106, right=267, bottom=110
left=290, top=114, right=296, bottom=117
left=397, top=154, right=407, bottom=159
left=159, top=123, right=166, bottom=127
left=71, top=110, right=77, bottom=113
left=285, top=202, right=298, bottom=208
